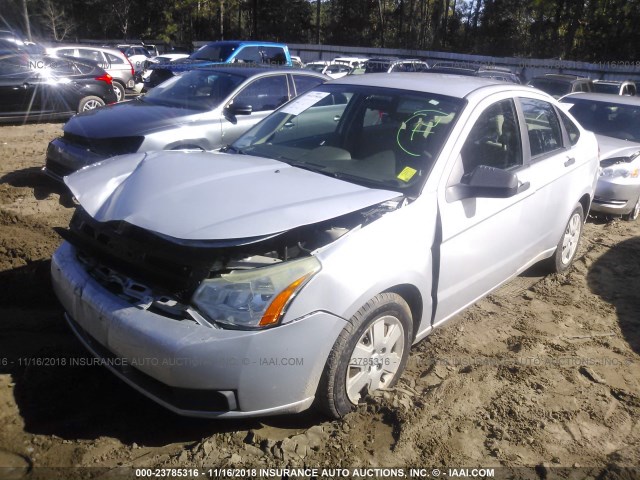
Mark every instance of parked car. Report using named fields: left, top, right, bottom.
left=146, top=40, right=292, bottom=89
left=428, top=63, right=521, bottom=83
left=133, top=53, right=191, bottom=93
left=592, top=79, right=637, bottom=96
left=123, top=45, right=152, bottom=73
left=51, top=74, right=598, bottom=419
left=528, top=74, right=593, bottom=99
left=560, top=92, right=640, bottom=220
left=364, top=57, right=429, bottom=73
left=0, top=54, right=117, bottom=123
left=44, top=67, right=327, bottom=180
left=332, top=56, right=369, bottom=69
left=304, top=61, right=351, bottom=79
left=46, top=44, right=135, bottom=102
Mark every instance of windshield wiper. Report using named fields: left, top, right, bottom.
left=220, top=144, right=244, bottom=154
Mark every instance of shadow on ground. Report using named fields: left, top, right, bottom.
left=0, top=167, right=74, bottom=206
left=587, top=236, right=640, bottom=356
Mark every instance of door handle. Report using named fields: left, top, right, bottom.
left=333, top=115, right=341, bottom=122
left=564, top=157, right=575, bottom=167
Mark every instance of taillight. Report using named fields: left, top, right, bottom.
left=127, top=58, right=135, bottom=76
left=96, top=73, right=113, bottom=85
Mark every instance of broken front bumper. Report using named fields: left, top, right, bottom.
left=51, top=241, right=347, bottom=418
left=591, top=176, right=640, bottom=215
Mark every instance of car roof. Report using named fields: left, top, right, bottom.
left=559, top=92, right=640, bottom=106
left=331, top=72, right=532, bottom=98
left=202, top=40, right=287, bottom=47
left=48, top=44, right=126, bottom=53
left=592, top=79, right=632, bottom=85
left=191, top=66, right=326, bottom=78
left=534, top=74, right=590, bottom=82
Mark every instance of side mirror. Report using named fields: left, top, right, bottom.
left=225, top=103, right=253, bottom=116
left=446, top=165, right=529, bottom=201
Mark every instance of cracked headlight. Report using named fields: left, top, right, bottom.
left=192, top=256, right=321, bottom=329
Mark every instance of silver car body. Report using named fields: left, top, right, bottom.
left=51, top=74, right=599, bottom=418
left=560, top=92, right=640, bottom=218
left=44, top=68, right=327, bottom=180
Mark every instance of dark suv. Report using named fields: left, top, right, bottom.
left=528, top=74, right=593, bottom=99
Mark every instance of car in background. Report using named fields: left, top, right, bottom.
left=333, top=56, right=369, bottom=69
left=428, top=63, right=521, bottom=83
left=46, top=44, right=135, bottom=102
left=132, top=53, right=191, bottom=93
left=592, top=79, right=636, bottom=96
left=291, top=55, right=304, bottom=68
left=146, top=40, right=292, bottom=89
left=560, top=92, right=640, bottom=220
left=364, top=57, right=429, bottom=73
left=50, top=74, right=598, bottom=419
left=122, top=45, right=152, bottom=73
left=44, top=67, right=327, bottom=180
left=528, top=74, right=593, bottom=99
left=0, top=54, right=116, bottom=123
left=304, top=61, right=351, bottom=79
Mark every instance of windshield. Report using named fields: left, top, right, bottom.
left=143, top=70, right=245, bottom=110
left=529, top=78, right=572, bottom=98
left=231, top=84, right=463, bottom=194
left=191, top=43, right=238, bottom=62
left=564, top=98, right=640, bottom=141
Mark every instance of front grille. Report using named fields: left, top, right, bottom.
left=63, top=132, right=144, bottom=157
left=60, top=208, right=220, bottom=299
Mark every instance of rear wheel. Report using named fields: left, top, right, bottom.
left=78, top=96, right=105, bottom=112
left=547, top=204, right=584, bottom=273
left=112, top=81, right=125, bottom=102
left=316, top=293, right=412, bottom=418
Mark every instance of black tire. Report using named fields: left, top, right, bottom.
left=112, top=81, right=125, bottom=102
left=316, top=292, right=413, bottom=419
left=78, top=96, right=106, bottom=113
left=547, top=204, right=584, bottom=273
left=624, top=195, right=640, bottom=221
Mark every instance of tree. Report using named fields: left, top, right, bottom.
left=40, top=0, right=74, bottom=41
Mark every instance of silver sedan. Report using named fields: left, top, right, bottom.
left=51, top=74, right=599, bottom=418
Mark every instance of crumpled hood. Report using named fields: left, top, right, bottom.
left=65, top=151, right=399, bottom=241
left=64, top=99, right=207, bottom=139
left=596, top=134, right=640, bottom=161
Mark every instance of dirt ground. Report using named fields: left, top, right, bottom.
left=0, top=122, right=639, bottom=480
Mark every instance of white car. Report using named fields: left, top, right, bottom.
left=305, top=61, right=351, bottom=79
left=51, top=74, right=598, bottom=419
left=133, top=53, right=191, bottom=93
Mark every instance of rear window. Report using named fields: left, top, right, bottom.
left=292, top=74, right=324, bottom=95
left=192, top=43, right=239, bottom=62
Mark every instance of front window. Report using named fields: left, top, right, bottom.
left=143, top=70, right=245, bottom=110
left=231, top=85, right=463, bottom=194
left=191, top=43, right=239, bottom=62
left=564, top=98, right=640, bottom=142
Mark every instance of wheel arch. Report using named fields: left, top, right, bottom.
left=382, top=283, right=423, bottom=342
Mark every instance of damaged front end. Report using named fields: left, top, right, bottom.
left=58, top=196, right=406, bottom=330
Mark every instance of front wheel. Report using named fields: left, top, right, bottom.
left=547, top=204, right=584, bottom=273
left=78, top=96, right=106, bottom=112
left=316, top=293, right=413, bottom=418
left=624, top=195, right=640, bottom=221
